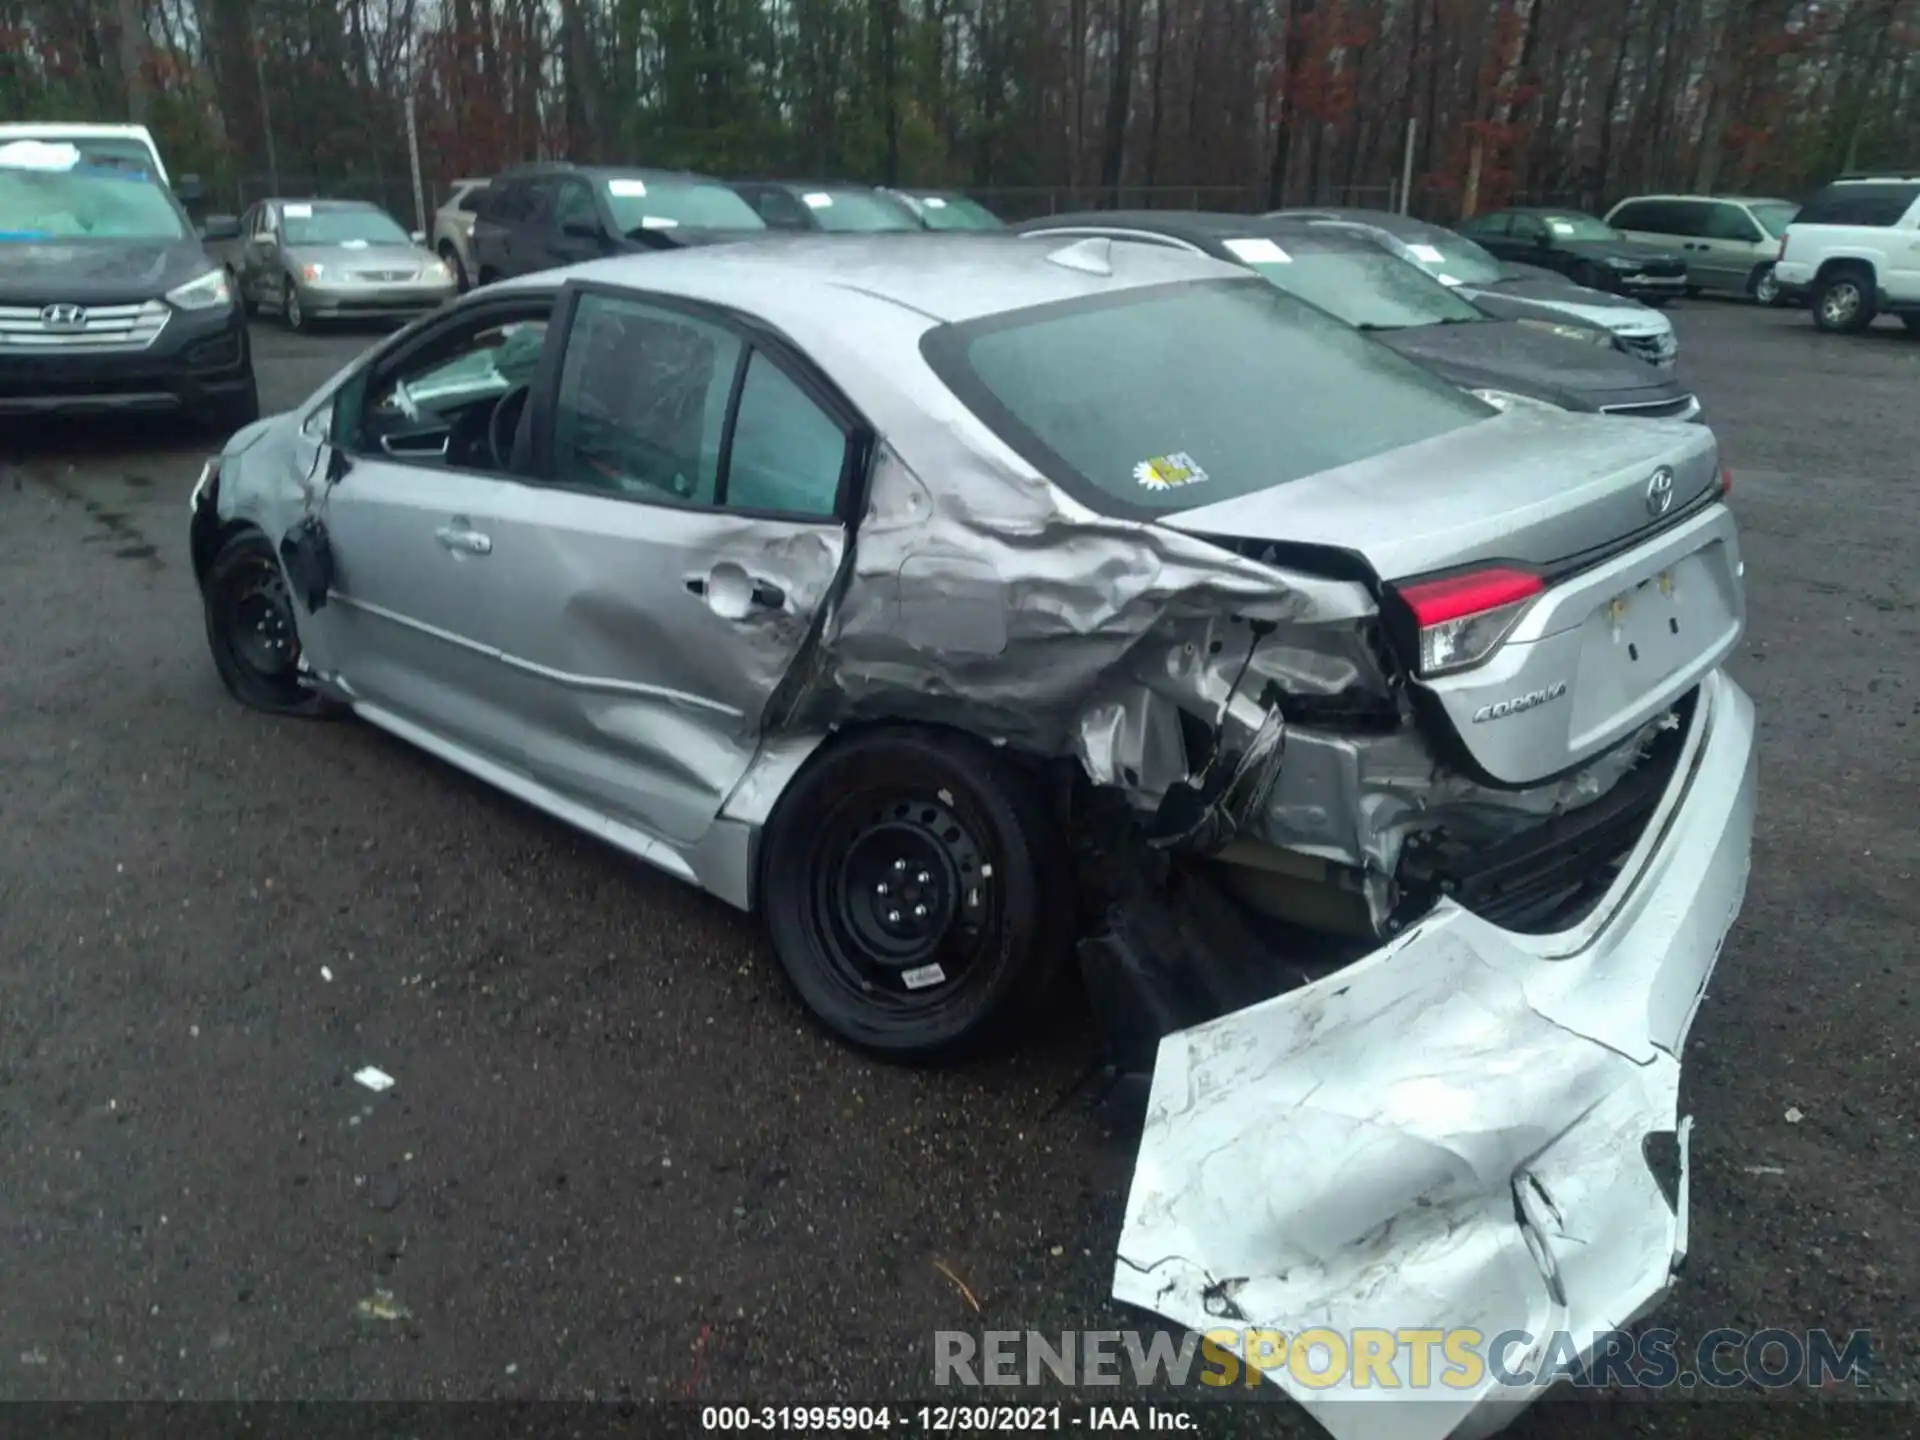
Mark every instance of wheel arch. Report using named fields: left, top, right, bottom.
left=710, top=718, right=1073, bottom=914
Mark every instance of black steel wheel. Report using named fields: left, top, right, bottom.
left=202, top=530, right=337, bottom=717
left=759, top=728, right=1071, bottom=1061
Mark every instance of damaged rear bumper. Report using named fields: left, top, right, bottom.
left=1114, top=667, right=1756, bottom=1440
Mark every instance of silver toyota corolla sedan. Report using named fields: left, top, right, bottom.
left=189, top=235, right=1754, bottom=1437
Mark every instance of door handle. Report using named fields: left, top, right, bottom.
left=687, top=566, right=784, bottom=618
left=435, top=524, right=492, bottom=555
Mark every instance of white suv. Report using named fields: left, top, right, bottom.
left=1771, top=173, right=1920, bottom=334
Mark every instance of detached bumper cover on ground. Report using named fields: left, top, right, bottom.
left=1116, top=668, right=1756, bottom=1440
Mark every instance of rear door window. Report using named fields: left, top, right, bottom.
left=1704, top=203, right=1763, bottom=243
left=1795, top=182, right=1920, bottom=227
left=922, top=278, right=1489, bottom=519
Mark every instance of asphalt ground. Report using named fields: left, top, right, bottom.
left=1, top=299, right=1916, bottom=1436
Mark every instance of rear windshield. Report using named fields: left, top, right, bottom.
left=1539, top=213, right=1622, bottom=241
left=1794, top=182, right=1919, bottom=228
left=1748, top=201, right=1798, bottom=236
left=0, top=156, right=186, bottom=240
left=923, top=278, right=1490, bottom=517
left=913, top=194, right=1003, bottom=231
left=598, top=174, right=766, bottom=233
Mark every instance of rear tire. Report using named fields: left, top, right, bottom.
left=202, top=529, right=340, bottom=718
left=1751, top=264, right=1783, bottom=307
left=1813, top=267, right=1876, bottom=334
left=439, top=242, right=470, bottom=292
left=758, top=727, right=1072, bottom=1063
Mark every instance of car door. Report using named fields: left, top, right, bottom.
left=244, top=202, right=281, bottom=305
left=1461, top=212, right=1520, bottom=262
left=548, top=178, right=611, bottom=266
left=305, top=292, right=561, bottom=768
left=1699, top=202, right=1767, bottom=290
left=1506, top=212, right=1563, bottom=272
left=507, top=177, right=558, bottom=276
left=480, top=282, right=857, bottom=853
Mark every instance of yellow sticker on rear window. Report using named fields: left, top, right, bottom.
left=1133, top=452, right=1209, bottom=491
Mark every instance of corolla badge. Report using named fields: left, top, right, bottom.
left=1646, top=466, right=1675, bottom=517
left=40, top=303, right=88, bottom=332
left=1473, top=680, right=1568, bottom=723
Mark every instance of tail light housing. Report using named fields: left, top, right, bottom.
left=1395, top=566, right=1545, bottom=677
left=1720, top=466, right=1734, bottom=498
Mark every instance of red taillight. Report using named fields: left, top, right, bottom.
left=1397, top=567, right=1545, bottom=676
left=1400, top=567, right=1545, bottom=626
left=1720, top=466, right=1734, bottom=498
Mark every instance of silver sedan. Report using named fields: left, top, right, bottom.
left=231, top=197, right=456, bottom=330
left=189, top=235, right=1753, bottom=1439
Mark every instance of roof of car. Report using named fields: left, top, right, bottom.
left=734, top=179, right=877, bottom=193
left=1019, top=210, right=1382, bottom=255
left=494, top=231, right=1244, bottom=325
left=1611, top=193, right=1794, bottom=204
left=498, top=162, right=711, bottom=182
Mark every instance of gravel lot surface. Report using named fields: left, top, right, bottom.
left=1, top=302, right=1915, bottom=1434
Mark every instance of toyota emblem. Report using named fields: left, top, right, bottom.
left=1645, top=466, right=1675, bottom=518
left=40, top=303, right=88, bottom=332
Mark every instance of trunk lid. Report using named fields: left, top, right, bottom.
left=1163, top=406, right=1718, bottom=580
left=1166, top=411, right=1742, bottom=786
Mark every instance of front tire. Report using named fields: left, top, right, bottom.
left=1570, top=261, right=1607, bottom=291
left=1813, top=267, right=1876, bottom=334
left=284, top=277, right=311, bottom=333
left=758, top=727, right=1071, bottom=1062
left=202, top=530, right=338, bottom=718
left=439, top=242, right=470, bottom=292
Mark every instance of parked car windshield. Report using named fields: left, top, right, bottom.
left=1538, top=212, right=1623, bottom=242
left=796, top=188, right=921, bottom=232
left=285, top=205, right=411, bottom=246
left=910, top=194, right=1003, bottom=231
left=0, top=153, right=186, bottom=240
left=1748, top=201, right=1799, bottom=236
left=1235, top=243, right=1488, bottom=330
left=925, top=278, right=1491, bottom=517
left=598, top=175, right=767, bottom=233
left=1378, top=227, right=1505, bottom=285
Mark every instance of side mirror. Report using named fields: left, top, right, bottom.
left=409, top=229, right=427, bottom=245
left=175, top=174, right=205, bottom=204
left=201, top=214, right=241, bottom=241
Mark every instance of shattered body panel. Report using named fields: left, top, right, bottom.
left=1117, top=670, right=1755, bottom=1440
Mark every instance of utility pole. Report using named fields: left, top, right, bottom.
left=255, top=44, right=280, bottom=195
left=1400, top=118, right=1417, bottom=215
left=405, top=92, right=428, bottom=235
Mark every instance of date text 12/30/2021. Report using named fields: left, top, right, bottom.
left=700, top=1406, right=1195, bottom=1431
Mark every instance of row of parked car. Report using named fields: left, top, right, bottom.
left=187, top=163, right=1704, bottom=424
